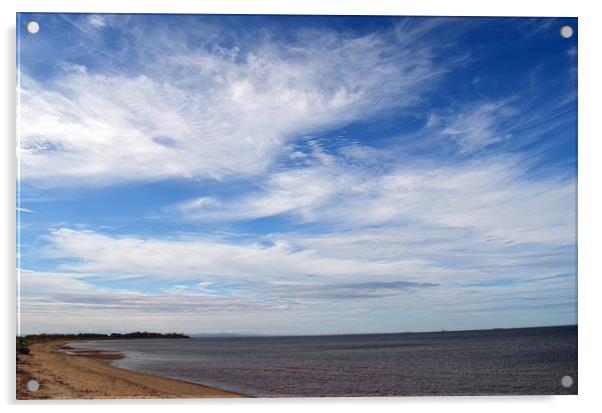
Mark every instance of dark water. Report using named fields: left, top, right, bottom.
left=70, top=325, right=577, bottom=397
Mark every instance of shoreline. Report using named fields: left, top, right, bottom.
left=16, top=341, right=246, bottom=399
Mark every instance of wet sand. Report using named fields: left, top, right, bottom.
left=16, top=341, right=245, bottom=399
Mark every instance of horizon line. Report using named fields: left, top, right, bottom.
left=18, top=323, right=578, bottom=339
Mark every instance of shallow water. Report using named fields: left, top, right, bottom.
left=70, top=325, right=577, bottom=397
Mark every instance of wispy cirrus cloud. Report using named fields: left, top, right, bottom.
left=438, top=101, right=517, bottom=154
left=170, top=149, right=575, bottom=246
left=41, top=228, right=446, bottom=284
left=19, top=18, right=452, bottom=187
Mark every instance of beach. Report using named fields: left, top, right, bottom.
left=16, top=341, right=244, bottom=399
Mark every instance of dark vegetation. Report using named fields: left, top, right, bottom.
left=16, top=336, right=30, bottom=357
left=16, top=332, right=189, bottom=361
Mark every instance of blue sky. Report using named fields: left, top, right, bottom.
left=17, top=14, right=577, bottom=335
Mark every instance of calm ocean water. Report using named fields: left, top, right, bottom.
left=70, top=325, right=577, bottom=397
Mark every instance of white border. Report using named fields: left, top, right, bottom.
left=4, top=0, right=587, bottom=17
left=2, top=1, right=601, bottom=412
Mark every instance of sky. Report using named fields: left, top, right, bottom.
left=17, top=14, right=577, bottom=336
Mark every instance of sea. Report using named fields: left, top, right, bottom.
left=68, top=325, right=577, bottom=397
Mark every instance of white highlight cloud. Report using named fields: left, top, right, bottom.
left=87, top=15, right=107, bottom=28
left=440, top=101, right=515, bottom=153
left=172, top=153, right=575, bottom=246
left=19, top=26, right=446, bottom=186
left=43, top=228, right=444, bottom=284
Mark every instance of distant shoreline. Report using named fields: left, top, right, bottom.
left=16, top=340, right=246, bottom=399
left=192, top=324, right=578, bottom=339
left=19, top=324, right=577, bottom=340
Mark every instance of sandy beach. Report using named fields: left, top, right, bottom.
left=16, top=341, right=245, bottom=399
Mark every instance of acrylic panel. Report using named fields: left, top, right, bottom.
left=16, top=13, right=578, bottom=399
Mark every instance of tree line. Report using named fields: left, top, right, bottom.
left=16, top=332, right=189, bottom=359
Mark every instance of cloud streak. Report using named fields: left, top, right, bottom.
left=171, top=150, right=575, bottom=246
left=19, top=20, right=450, bottom=186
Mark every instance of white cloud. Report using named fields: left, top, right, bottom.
left=174, top=164, right=349, bottom=222
left=172, top=151, right=575, bottom=246
left=56, top=62, right=88, bottom=75
left=43, top=228, right=445, bottom=285
left=18, top=261, right=575, bottom=335
left=19, top=26, right=446, bottom=187
left=87, top=15, right=107, bottom=28
left=439, top=101, right=517, bottom=154
left=31, top=206, right=574, bottom=316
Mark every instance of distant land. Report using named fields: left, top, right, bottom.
left=190, top=333, right=260, bottom=338
left=190, top=324, right=578, bottom=339
left=19, top=324, right=579, bottom=341
left=19, top=331, right=189, bottom=341
left=17, top=332, right=189, bottom=358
